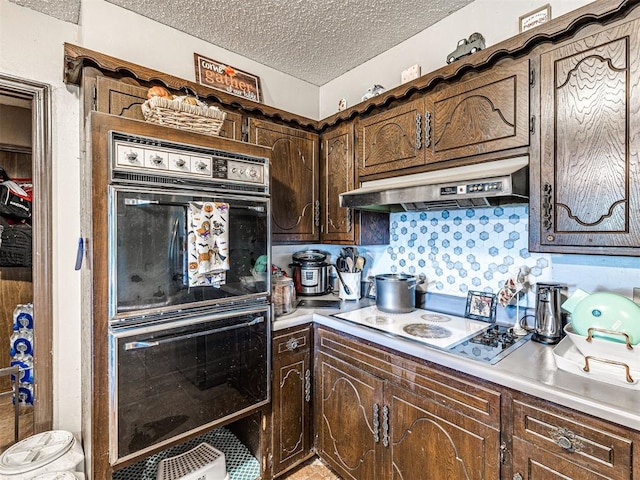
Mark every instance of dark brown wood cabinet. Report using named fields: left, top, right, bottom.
left=320, top=122, right=356, bottom=243
left=356, top=59, right=530, bottom=179
left=249, top=119, right=320, bottom=244
left=271, top=325, right=314, bottom=477
left=90, top=74, right=243, bottom=140
left=531, top=16, right=640, bottom=255
left=511, top=393, right=635, bottom=480
left=356, top=99, right=426, bottom=178
left=316, top=351, right=384, bottom=480
left=426, top=59, right=530, bottom=164
left=320, top=123, right=390, bottom=245
left=315, top=326, right=501, bottom=480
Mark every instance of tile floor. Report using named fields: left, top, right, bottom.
left=281, top=457, right=341, bottom=480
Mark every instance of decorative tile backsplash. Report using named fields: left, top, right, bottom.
left=371, top=205, right=552, bottom=298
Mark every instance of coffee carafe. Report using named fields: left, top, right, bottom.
left=533, top=282, right=566, bottom=344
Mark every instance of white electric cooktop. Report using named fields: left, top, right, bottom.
left=334, top=305, right=492, bottom=350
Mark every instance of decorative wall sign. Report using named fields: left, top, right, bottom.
left=465, top=291, right=497, bottom=322
left=519, top=4, right=551, bottom=32
left=194, top=53, right=262, bottom=102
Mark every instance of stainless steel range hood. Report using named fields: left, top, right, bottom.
left=340, top=157, right=529, bottom=212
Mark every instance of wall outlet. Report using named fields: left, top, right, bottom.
left=401, top=64, right=421, bottom=83
left=634, top=287, right=640, bottom=305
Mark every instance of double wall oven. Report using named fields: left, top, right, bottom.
left=89, top=115, right=272, bottom=466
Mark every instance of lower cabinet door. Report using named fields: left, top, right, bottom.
left=316, top=352, right=385, bottom=480
left=271, top=327, right=313, bottom=477
left=512, top=437, right=615, bottom=480
left=387, top=384, right=501, bottom=480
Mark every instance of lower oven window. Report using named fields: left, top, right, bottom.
left=110, top=307, right=269, bottom=463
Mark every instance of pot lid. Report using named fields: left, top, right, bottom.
left=0, top=431, right=75, bottom=474
left=292, top=249, right=327, bottom=263
left=375, top=273, right=415, bottom=282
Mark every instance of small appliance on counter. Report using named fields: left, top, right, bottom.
left=290, top=250, right=331, bottom=296
left=532, top=282, right=567, bottom=344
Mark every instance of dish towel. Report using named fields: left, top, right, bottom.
left=187, top=201, right=230, bottom=287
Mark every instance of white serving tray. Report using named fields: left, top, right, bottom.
left=564, top=323, right=640, bottom=366
left=552, top=336, right=640, bottom=390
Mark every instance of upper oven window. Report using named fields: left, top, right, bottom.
left=110, top=186, right=270, bottom=321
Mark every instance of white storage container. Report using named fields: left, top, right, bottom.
left=0, top=431, right=84, bottom=480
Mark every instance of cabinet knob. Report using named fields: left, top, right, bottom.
left=513, top=474, right=523, bottom=480
left=286, top=338, right=299, bottom=351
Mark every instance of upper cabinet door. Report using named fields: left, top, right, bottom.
left=249, top=118, right=320, bottom=244
left=356, top=99, right=426, bottom=178
left=427, top=59, right=530, bottom=163
left=533, top=18, right=640, bottom=254
left=94, top=76, right=242, bottom=140
left=321, top=122, right=356, bottom=243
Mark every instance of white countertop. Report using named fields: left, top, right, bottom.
left=273, top=298, right=640, bottom=431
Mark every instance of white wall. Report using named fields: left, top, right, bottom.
left=77, top=1, right=319, bottom=119
left=319, top=0, right=592, bottom=118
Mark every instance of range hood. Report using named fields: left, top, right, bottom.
left=340, top=157, right=529, bottom=212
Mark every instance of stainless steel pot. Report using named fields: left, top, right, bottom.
left=375, top=274, right=417, bottom=313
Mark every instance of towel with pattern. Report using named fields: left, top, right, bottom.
left=187, top=201, right=230, bottom=287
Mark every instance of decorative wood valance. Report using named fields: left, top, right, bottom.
left=63, top=0, right=634, bottom=130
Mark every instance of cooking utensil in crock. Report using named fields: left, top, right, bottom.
left=333, top=265, right=351, bottom=295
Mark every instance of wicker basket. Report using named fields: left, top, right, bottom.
left=141, top=96, right=227, bottom=136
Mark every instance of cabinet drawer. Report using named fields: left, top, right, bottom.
left=274, top=325, right=311, bottom=355
left=513, top=398, right=632, bottom=479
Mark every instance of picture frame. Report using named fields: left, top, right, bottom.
left=519, top=4, right=551, bottom=33
left=465, top=291, right=497, bottom=322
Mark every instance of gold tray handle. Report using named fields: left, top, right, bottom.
left=586, top=327, right=633, bottom=350
left=583, top=355, right=634, bottom=383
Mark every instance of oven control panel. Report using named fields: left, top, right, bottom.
left=111, top=134, right=268, bottom=189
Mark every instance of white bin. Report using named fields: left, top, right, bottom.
left=0, top=431, right=84, bottom=480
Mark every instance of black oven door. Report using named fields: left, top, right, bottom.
left=109, top=306, right=270, bottom=464
left=110, top=185, right=270, bottom=321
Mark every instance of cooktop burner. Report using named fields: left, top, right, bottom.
left=420, top=313, right=451, bottom=322
left=403, top=323, right=452, bottom=339
left=449, top=324, right=532, bottom=364
left=332, top=305, right=531, bottom=364
left=365, top=315, right=394, bottom=326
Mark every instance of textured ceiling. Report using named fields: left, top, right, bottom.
left=10, top=0, right=475, bottom=86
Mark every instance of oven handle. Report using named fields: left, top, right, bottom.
left=123, top=316, right=265, bottom=350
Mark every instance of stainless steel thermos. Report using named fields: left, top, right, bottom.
left=533, top=282, right=566, bottom=344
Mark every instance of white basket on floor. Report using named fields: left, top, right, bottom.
left=156, top=443, right=228, bottom=480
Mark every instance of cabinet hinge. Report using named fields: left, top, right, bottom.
left=92, top=85, right=97, bottom=111
left=304, top=368, right=311, bottom=402
left=241, top=123, right=250, bottom=143
left=529, top=67, right=536, bottom=87
left=529, top=115, right=536, bottom=135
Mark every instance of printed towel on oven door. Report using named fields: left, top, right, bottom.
left=187, top=201, right=230, bottom=287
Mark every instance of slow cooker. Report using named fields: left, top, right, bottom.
left=290, top=250, right=331, bottom=296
